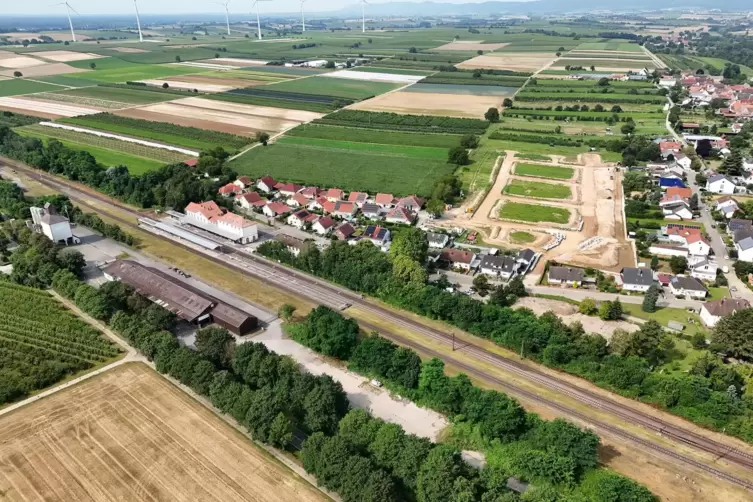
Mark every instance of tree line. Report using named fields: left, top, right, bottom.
left=257, top=226, right=753, bottom=445
left=288, top=306, right=655, bottom=501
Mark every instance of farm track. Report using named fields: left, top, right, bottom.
left=6, top=160, right=753, bottom=493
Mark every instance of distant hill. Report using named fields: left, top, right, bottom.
left=333, top=0, right=752, bottom=17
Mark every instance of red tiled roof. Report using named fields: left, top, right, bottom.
left=186, top=201, right=223, bottom=219
left=299, top=186, right=321, bottom=199
left=322, top=201, right=336, bottom=214
left=375, top=193, right=395, bottom=205
left=216, top=212, right=254, bottom=228
left=237, top=176, right=252, bottom=185
left=218, top=182, right=241, bottom=195
left=290, top=193, right=309, bottom=206
left=387, top=207, right=414, bottom=222
left=348, top=192, right=368, bottom=203
left=326, top=188, right=344, bottom=200
left=439, top=248, right=474, bottom=264
left=334, top=201, right=356, bottom=214
left=316, top=216, right=335, bottom=229
left=183, top=158, right=198, bottom=167
left=291, top=209, right=319, bottom=223
left=265, top=202, right=292, bottom=215
left=258, top=176, right=277, bottom=188
left=335, top=222, right=355, bottom=239
left=236, top=192, right=262, bottom=204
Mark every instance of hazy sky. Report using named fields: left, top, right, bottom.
left=5, top=0, right=491, bottom=16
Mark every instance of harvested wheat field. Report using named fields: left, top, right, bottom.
left=457, top=53, right=555, bottom=72
left=434, top=41, right=509, bottom=51
left=207, top=58, right=268, bottom=67
left=0, top=63, right=86, bottom=78
left=455, top=52, right=556, bottom=72
left=0, top=55, right=45, bottom=69
left=0, top=363, right=327, bottom=502
left=27, top=50, right=105, bottom=62
left=350, top=90, right=500, bottom=118
left=119, top=96, right=321, bottom=135
left=0, top=96, right=102, bottom=118
left=154, top=73, right=266, bottom=89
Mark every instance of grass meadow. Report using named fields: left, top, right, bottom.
left=514, top=163, right=574, bottom=180
left=504, top=180, right=572, bottom=199
left=499, top=201, right=571, bottom=223
left=261, top=76, right=400, bottom=100
left=0, top=78, right=66, bottom=97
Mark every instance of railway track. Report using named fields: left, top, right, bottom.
left=8, top=160, right=753, bottom=491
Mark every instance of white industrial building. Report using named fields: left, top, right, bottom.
left=30, top=203, right=79, bottom=245
left=184, top=201, right=258, bottom=244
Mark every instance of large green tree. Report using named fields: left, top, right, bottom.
left=712, top=308, right=753, bottom=360
left=390, top=227, right=429, bottom=264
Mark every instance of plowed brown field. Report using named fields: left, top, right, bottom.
left=0, top=363, right=327, bottom=502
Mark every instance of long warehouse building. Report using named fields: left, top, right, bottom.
left=103, top=259, right=257, bottom=335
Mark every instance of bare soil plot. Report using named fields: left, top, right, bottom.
left=0, top=363, right=327, bottom=502
left=137, top=79, right=236, bottom=93
left=350, top=90, right=501, bottom=119
left=434, top=41, right=510, bottom=51
left=118, top=96, right=321, bottom=136
left=0, top=55, right=46, bottom=69
left=0, top=96, right=102, bottom=118
left=26, top=50, right=105, bottom=62
left=158, top=73, right=267, bottom=89
left=0, top=63, right=86, bottom=78
left=457, top=53, right=555, bottom=72
left=515, top=297, right=638, bottom=339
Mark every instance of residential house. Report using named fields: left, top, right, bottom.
left=686, top=234, right=711, bottom=257
left=439, top=248, right=475, bottom=271
left=218, top=182, right=241, bottom=197
left=659, top=187, right=693, bottom=207
left=727, top=218, right=752, bottom=235
left=275, top=233, right=314, bottom=257
left=276, top=183, right=303, bottom=198
left=375, top=193, right=396, bottom=208
left=362, top=225, right=391, bottom=248
left=663, top=202, right=693, bottom=221
left=397, top=195, right=425, bottom=212
left=516, top=249, right=536, bottom=271
left=664, top=224, right=703, bottom=245
left=286, top=193, right=310, bottom=209
left=673, top=152, right=692, bottom=169
left=298, top=186, right=321, bottom=199
left=700, top=298, right=750, bottom=327
left=320, top=200, right=337, bottom=214
left=235, top=191, right=263, bottom=210
left=262, top=202, right=293, bottom=218
left=659, top=140, right=682, bottom=155
left=335, top=222, right=355, bottom=240
left=657, top=273, right=672, bottom=287
left=287, top=209, right=319, bottom=229
left=548, top=266, right=585, bottom=286
left=668, top=276, right=708, bottom=299
left=333, top=201, right=357, bottom=219
left=479, top=254, right=518, bottom=279
left=361, top=203, right=382, bottom=219
left=233, top=176, right=253, bottom=189
left=347, top=192, right=368, bottom=208
left=659, top=177, right=686, bottom=189
left=312, top=216, right=335, bottom=236
left=308, top=196, right=327, bottom=212
left=706, top=174, right=737, bottom=194
left=257, top=176, right=278, bottom=194
left=184, top=201, right=258, bottom=244
left=659, top=76, right=678, bottom=88
left=386, top=207, right=416, bottom=225
left=734, top=228, right=753, bottom=262
left=325, top=188, right=344, bottom=202
left=689, top=260, right=718, bottom=282
left=649, top=243, right=690, bottom=258
left=30, top=203, right=76, bottom=245
left=743, top=157, right=753, bottom=172
left=427, top=232, right=450, bottom=249
left=620, top=267, right=654, bottom=292
left=715, top=196, right=740, bottom=218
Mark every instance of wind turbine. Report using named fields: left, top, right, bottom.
left=51, top=2, right=78, bottom=42
left=252, top=0, right=271, bottom=41
left=360, top=0, right=368, bottom=34
left=300, top=0, right=307, bottom=33
left=215, top=1, right=231, bottom=36
left=133, top=0, right=144, bottom=42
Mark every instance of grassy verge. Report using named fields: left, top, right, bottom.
left=514, top=162, right=574, bottom=180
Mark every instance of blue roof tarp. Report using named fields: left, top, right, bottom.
left=659, top=177, right=686, bottom=188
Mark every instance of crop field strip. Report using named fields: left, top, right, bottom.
left=499, top=201, right=572, bottom=224
left=258, top=75, right=401, bottom=100
left=277, top=136, right=448, bottom=160
left=208, top=86, right=352, bottom=113
left=60, top=112, right=253, bottom=152
left=514, top=162, right=575, bottom=180
left=18, top=124, right=190, bottom=163
left=504, top=179, right=573, bottom=199
left=287, top=123, right=462, bottom=148
left=0, top=282, right=120, bottom=406
left=48, top=84, right=188, bottom=105
left=314, top=110, right=490, bottom=135
left=0, top=78, right=69, bottom=97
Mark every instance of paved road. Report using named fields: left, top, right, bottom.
left=9, top=159, right=753, bottom=491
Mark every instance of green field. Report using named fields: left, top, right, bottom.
left=351, top=66, right=435, bottom=76
left=504, top=180, right=572, bottom=199
left=515, top=153, right=551, bottom=162
left=277, top=136, right=448, bottom=160
left=204, top=92, right=334, bottom=113
left=499, top=202, right=571, bottom=224
left=49, top=85, right=181, bottom=105
left=17, top=128, right=166, bottom=175
left=514, top=163, right=574, bottom=180
left=487, top=138, right=622, bottom=163
left=0, top=78, right=66, bottom=97
left=229, top=142, right=454, bottom=196
left=510, top=231, right=536, bottom=244
left=64, top=65, right=207, bottom=84
left=262, top=76, right=400, bottom=100
left=287, top=124, right=460, bottom=148
left=60, top=113, right=251, bottom=152
left=573, top=41, right=645, bottom=52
